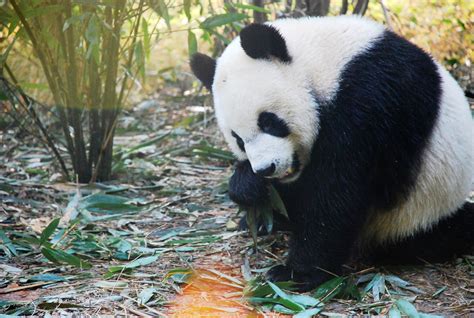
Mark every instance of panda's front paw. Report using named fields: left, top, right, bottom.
left=228, top=160, right=269, bottom=206
left=267, top=264, right=293, bottom=282
left=267, top=264, right=330, bottom=292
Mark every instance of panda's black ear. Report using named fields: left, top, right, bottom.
left=190, top=53, right=216, bottom=91
left=240, top=24, right=291, bottom=63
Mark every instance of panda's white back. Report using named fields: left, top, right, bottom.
left=269, top=16, right=385, bottom=100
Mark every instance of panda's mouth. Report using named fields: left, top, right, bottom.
left=282, top=166, right=297, bottom=178
left=276, top=153, right=301, bottom=182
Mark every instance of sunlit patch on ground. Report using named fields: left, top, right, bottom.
left=168, top=265, right=278, bottom=317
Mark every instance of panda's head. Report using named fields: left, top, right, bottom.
left=191, top=24, right=319, bottom=183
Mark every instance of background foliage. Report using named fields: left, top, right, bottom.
left=1, top=0, right=472, bottom=182
left=0, top=0, right=473, bottom=316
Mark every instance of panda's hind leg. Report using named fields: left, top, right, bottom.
left=369, top=201, right=474, bottom=264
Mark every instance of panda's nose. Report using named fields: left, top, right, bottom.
left=255, top=163, right=276, bottom=177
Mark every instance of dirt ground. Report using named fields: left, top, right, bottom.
left=0, top=88, right=473, bottom=316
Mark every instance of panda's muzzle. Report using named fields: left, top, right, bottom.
left=261, top=152, right=301, bottom=181
left=245, top=134, right=299, bottom=181
left=255, top=163, right=276, bottom=177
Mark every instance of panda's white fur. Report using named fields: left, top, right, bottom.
left=212, top=16, right=472, bottom=243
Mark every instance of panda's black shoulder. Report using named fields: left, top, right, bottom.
left=336, top=29, right=442, bottom=91
left=313, top=29, right=442, bottom=212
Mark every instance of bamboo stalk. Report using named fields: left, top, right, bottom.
left=92, top=0, right=126, bottom=182
left=64, top=0, right=89, bottom=182
left=340, top=0, right=348, bottom=14
left=117, top=0, right=145, bottom=110
left=353, top=0, right=369, bottom=15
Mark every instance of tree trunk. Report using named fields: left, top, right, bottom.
left=287, top=0, right=331, bottom=17
left=353, top=0, right=369, bottom=15
left=306, top=0, right=330, bottom=16
left=96, top=127, right=114, bottom=181
left=253, top=0, right=267, bottom=23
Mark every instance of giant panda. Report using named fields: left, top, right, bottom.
left=190, top=16, right=473, bottom=290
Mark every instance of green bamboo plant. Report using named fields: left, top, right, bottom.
left=0, top=0, right=164, bottom=182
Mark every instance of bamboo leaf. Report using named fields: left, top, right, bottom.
left=395, top=299, right=420, bottom=318
left=389, top=307, right=402, bottom=318
left=246, top=206, right=258, bottom=249
left=183, top=0, right=191, bottom=20
left=245, top=280, right=295, bottom=297
left=288, top=294, right=320, bottom=307
left=85, top=14, right=100, bottom=63
left=187, top=29, right=197, bottom=57
left=94, top=281, right=128, bottom=289
left=0, top=33, right=18, bottom=66
left=29, top=274, right=66, bottom=282
left=149, top=0, right=170, bottom=30
left=269, top=185, right=288, bottom=218
left=386, top=274, right=424, bottom=294
left=80, top=193, right=140, bottom=214
left=63, top=12, right=90, bottom=31
left=419, top=314, right=444, bottom=318
left=248, top=297, right=286, bottom=305
left=267, top=281, right=305, bottom=312
left=276, top=298, right=305, bottom=312
left=364, top=273, right=385, bottom=301
left=267, top=281, right=289, bottom=299
left=41, top=247, right=92, bottom=269
left=138, top=287, right=157, bottom=305
left=141, top=19, right=151, bottom=60
left=40, top=218, right=60, bottom=245
left=339, top=276, right=362, bottom=301
left=107, top=254, right=159, bottom=273
left=135, top=40, right=146, bottom=81
left=293, top=307, right=323, bottom=318
left=0, top=230, right=18, bottom=257
left=313, top=276, right=345, bottom=301
left=164, top=268, right=193, bottom=284
left=200, top=13, right=248, bottom=29
left=272, top=304, right=297, bottom=314
left=259, top=202, right=273, bottom=234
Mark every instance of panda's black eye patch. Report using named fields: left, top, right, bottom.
left=258, top=112, right=290, bottom=137
left=231, top=130, right=245, bottom=152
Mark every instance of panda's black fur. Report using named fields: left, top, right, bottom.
left=191, top=19, right=473, bottom=291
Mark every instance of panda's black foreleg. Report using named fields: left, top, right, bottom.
left=267, top=185, right=370, bottom=291
left=228, top=160, right=269, bottom=207
left=229, top=160, right=293, bottom=234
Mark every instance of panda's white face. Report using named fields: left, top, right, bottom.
left=190, top=18, right=388, bottom=182
left=212, top=39, right=319, bottom=182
